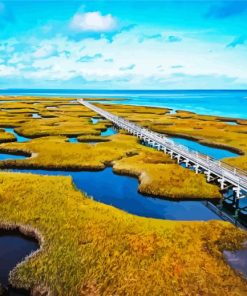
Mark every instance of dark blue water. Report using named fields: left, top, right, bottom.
left=5, top=128, right=30, bottom=143
left=0, top=122, right=240, bottom=219
left=1, top=89, right=247, bottom=119
left=0, top=230, right=38, bottom=293
left=224, top=243, right=247, bottom=278
left=12, top=168, right=221, bottom=221
left=169, top=136, right=238, bottom=160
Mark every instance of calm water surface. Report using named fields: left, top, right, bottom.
left=169, top=136, right=238, bottom=160
left=1, top=89, right=247, bottom=119
left=0, top=230, right=38, bottom=295
left=32, top=113, right=41, bottom=119
left=67, top=137, right=78, bottom=143
left=101, top=127, right=117, bottom=137
left=0, top=153, right=26, bottom=161
left=0, top=91, right=246, bottom=288
left=91, top=117, right=99, bottom=124
left=12, top=168, right=221, bottom=221
left=5, top=128, right=30, bottom=143
left=224, top=121, right=238, bottom=126
left=0, top=122, right=241, bottom=219
left=68, top=126, right=117, bottom=143
left=224, top=243, right=247, bottom=279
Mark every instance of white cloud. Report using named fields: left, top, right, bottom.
left=0, top=64, right=19, bottom=77
left=1, top=26, right=247, bottom=89
left=119, top=64, right=136, bottom=71
left=33, top=44, right=56, bottom=58
left=70, top=11, right=117, bottom=32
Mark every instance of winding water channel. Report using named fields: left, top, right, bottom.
left=68, top=126, right=117, bottom=143
left=0, top=124, right=245, bottom=221
left=169, top=136, right=238, bottom=160
left=5, top=128, right=29, bottom=143
left=0, top=230, right=38, bottom=295
left=13, top=167, right=221, bottom=221
left=0, top=120, right=246, bottom=291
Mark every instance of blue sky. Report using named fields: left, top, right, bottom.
left=0, top=0, right=247, bottom=89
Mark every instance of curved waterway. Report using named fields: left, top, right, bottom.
left=12, top=167, right=220, bottom=221
left=0, top=130, right=245, bottom=287
left=4, top=128, right=30, bottom=143
left=0, top=153, right=26, bottom=161
left=100, top=127, right=117, bottom=137
left=0, top=230, right=38, bottom=295
left=0, top=124, right=240, bottom=220
left=0, top=118, right=246, bottom=291
left=68, top=126, right=117, bottom=143
left=169, top=136, right=238, bottom=159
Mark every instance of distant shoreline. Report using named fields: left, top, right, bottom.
left=0, top=90, right=247, bottom=119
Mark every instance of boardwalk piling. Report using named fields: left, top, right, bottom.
left=79, top=99, right=247, bottom=216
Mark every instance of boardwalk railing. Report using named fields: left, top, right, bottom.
left=78, top=99, right=247, bottom=201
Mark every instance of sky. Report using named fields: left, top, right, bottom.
left=0, top=0, right=247, bottom=90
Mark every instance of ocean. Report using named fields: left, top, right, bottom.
left=1, top=89, right=247, bottom=119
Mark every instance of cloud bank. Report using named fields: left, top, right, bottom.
left=70, top=11, right=117, bottom=32
left=227, top=35, right=247, bottom=48
left=0, top=2, right=247, bottom=89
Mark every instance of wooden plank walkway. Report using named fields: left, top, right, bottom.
left=79, top=99, right=247, bottom=210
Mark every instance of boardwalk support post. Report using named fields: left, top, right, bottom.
left=205, top=170, right=211, bottom=182
left=78, top=99, right=247, bottom=219
left=219, top=178, right=225, bottom=190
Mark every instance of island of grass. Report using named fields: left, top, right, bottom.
left=0, top=98, right=222, bottom=199
left=98, top=103, right=247, bottom=170
left=0, top=172, right=247, bottom=295
left=0, top=96, right=246, bottom=294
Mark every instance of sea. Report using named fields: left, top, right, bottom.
left=1, top=89, right=247, bottom=119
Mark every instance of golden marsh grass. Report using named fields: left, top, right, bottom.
left=0, top=172, right=246, bottom=295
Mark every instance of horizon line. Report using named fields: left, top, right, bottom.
left=1, top=88, right=247, bottom=92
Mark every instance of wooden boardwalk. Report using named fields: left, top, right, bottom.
left=79, top=99, right=247, bottom=216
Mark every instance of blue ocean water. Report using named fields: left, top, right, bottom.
left=1, top=89, right=247, bottom=119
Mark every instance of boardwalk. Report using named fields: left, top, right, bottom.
left=79, top=99, right=247, bottom=217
